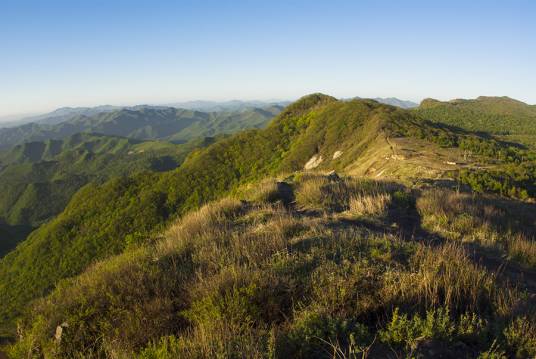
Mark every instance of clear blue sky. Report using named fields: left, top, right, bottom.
left=1, top=0, right=535, bottom=116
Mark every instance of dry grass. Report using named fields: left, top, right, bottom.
left=417, top=188, right=536, bottom=269
left=505, top=233, right=536, bottom=268
left=238, top=178, right=281, bottom=204
left=294, top=176, right=339, bottom=211
left=417, top=189, right=483, bottom=239
left=158, top=197, right=243, bottom=256
left=349, top=193, right=391, bottom=217
left=384, top=242, right=496, bottom=313
left=294, top=174, right=392, bottom=212
left=10, top=176, right=535, bottom=358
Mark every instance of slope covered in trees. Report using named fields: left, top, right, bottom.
left=0, top=106, right=281, bottom=150
left=0, top=133, right=202, bottom=225
left=414, top=96, right=536, bottom=147
left=0, top=133, right=209, bottom=257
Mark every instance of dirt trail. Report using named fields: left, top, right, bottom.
left=385, top=136, right=396, bottom=156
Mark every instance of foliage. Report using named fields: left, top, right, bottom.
left=0, top=133, right=203, bottom=228
left=6, top=177, right=535, bottom=358
left=2, top=95, right=536, bottom=358
left=414, top=96, right=536, bottom=147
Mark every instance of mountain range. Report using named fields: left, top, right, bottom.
left=351, top=96, right=418, bottom=109
left=0, top=106, right=282, bottom=150
left=0, top=100, right=291, bottom=129
left=0, top=94, right=535, bottom=358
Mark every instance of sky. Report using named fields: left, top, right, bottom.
left=1, top=0, right=535, bottom=117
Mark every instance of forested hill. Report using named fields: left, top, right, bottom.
left=414, top=96, right=536, bottom=146
left=0, top=133, right=210, bottom=257
left=1, top=94, right=534, bottom=340
left=0, top=105, right=281, bottom=150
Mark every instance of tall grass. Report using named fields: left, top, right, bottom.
left=294, top=174, right=392, bottom=212
left=417, top=188, right=536, bottom=269
left=384, top=242, right=496, bottom=313
left=349, top=193, right=391, bottom=217
left=8, top=175, right=535, bottom=358
left=505, top=233, right=536, bottom=268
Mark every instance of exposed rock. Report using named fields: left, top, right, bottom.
left=332, top=150, right=343, bottom=159
left=54, top=322, right=69, bottom=343
left=54, top=325, right=63, bottom=343
left=304, top=155, right=323, bottom=170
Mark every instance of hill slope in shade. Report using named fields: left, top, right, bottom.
left=0, top=133, right=211, bottom=257
left=0, top=94, right=534, bottom=339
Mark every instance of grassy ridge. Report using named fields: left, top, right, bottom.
left=8, top=175, right=535, bottom=358
left=0, top=94, right=336, bottom=331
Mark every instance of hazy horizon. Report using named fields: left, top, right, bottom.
left=1, top=0, right=535, bottom=117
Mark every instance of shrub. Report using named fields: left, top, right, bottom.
left=282, top=310, right=371, bottom=358
left=503, top=316, right=536, bottom=358
left=138, top=336, right=183, bottom=359
left=379, top=307, right=455, bottom=351
left=380, top=307, right=491, bottom=354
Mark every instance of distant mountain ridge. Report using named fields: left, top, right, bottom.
left=349, top=97, right=418, bottom=109
left=0, top=106, right=281, bottom=150
left=163, top=99, right=291, bottom=112
left=0, top=100, right=290, bottom=129
left=22, top=105, right=121, bottom=125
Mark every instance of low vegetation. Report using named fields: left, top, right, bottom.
left=7, top=175, right=536, bottom=358
left=417, top=188, right=536, bottom=269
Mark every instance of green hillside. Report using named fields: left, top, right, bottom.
left=0, top=133, right=200, bottom=226
left=7, top=175, right=536, bottom=358
left=0, top=106, right=280, bottom=150
left=0, top=133, right=208, bottom=257
left=414, top=96, right=536, bottom=147
left=1, top=94, right=535, bottom=346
